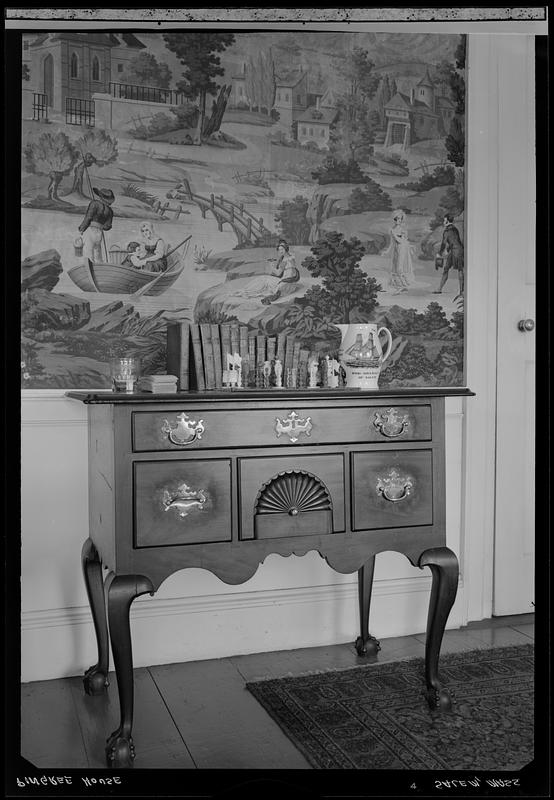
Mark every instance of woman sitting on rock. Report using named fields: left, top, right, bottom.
left=237, top=240, right=299, bottom=304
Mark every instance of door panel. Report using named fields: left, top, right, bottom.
left=493, top=35, right=535, bottom=614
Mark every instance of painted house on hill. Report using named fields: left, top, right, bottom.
left=383, top=67, right=455, bottom=149
left=25, top=32, right=146, bottom=112
left=295, top=87, right=339, bottom=149
left=230, top=62, right=338, bottom=148
left=273, top=68, right=309, bottom=130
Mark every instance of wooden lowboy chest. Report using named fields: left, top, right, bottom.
left=67, top=387, right=473, bottom=768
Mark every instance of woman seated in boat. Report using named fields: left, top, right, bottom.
left=237, top=240, right=300, bottom=303
left=121, top=241, right=148, bottom=269
left=138, top=221, right=168, bottom=273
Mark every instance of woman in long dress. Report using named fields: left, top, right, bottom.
left=387, top=209, right=415, bottom=293
left=135, top=221, right=168, bottom=273
left=238, top=240, right=299, bottom=302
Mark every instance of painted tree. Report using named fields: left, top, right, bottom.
left=444, top=116, right=465, bottom=167
left=434, top=35, right=466, bottom=166
left=71, top=130, right=119, bottom=197
left=348, top=180, right=392, bottom=213
left=24, top=132, right=78, bottom=200
left=258, top=49, right=276, bottom=115
left=342, top=47, right=381, bottom=103
left=330, top=96, right=375, bottom=161
left=163, top=32, right=235, bottom=144
left=120, top=51, right=172, bottom=88
left=245, top=53, right=261, bottom=111
left=375, top=74, right=392, bottom=128
left=244, top=49, right=276, bottom=115
left=330, top=46, right=380, bottom=163
left=300, top=231, right=382, bottom=323
left=274, top=195, right=311, bottom=244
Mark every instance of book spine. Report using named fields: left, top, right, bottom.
left=276, top=332, right=286, bottom=365
left=284, top=335, right=295, bottom=384
left=320, top=355, right=329, bottom=387
left=292, top=340, right=302, bottom=374
left=248, top=334, right=257, bottom=387
left=190, top=324, right=206, bottom=391
left=165, top=321, right=190, bottom=391
left=211, top=324, right=222, bottom=388
left=256, top=334, right=266, bottom=368
left=267, top=336, right=276, bottom=363
left=230, top=323, right=240, bottom=357
left=239, top=326, right=249, bottom=385
left=220, top=323, right=232, bottom=369
left=200, top=324, right=216, bottom=389
left=200, top=324, right=215, bottom=389
left=298, top=348, right=310, bottom=388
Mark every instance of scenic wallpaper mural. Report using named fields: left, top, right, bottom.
left=20, top=30, right=466, bottom=389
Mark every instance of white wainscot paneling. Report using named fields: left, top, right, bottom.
left=21, top=395, right=465, bottom=681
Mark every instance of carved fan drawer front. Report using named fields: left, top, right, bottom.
left=133, top=459, right=232, bottom=547
left=238, top=454, right=345, bottom=540
left=132, top=404, right=431, bottom=452
left=351, top=450, right=434, bottom=531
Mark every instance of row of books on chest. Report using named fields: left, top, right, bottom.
left=165, top=321, right=341, bottom=391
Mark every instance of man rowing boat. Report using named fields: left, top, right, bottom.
left=78, top=187, right=115, bottom=263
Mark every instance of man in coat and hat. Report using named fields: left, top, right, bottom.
left=78, top=187, right=115, bottom=263
left=433, top=213, right=464, bottom=298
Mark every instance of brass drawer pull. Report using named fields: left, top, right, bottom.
left=162, top=412, right=205, bottom=446
left=274, top=411, right=313, bottom=443
left=376, top=468, right=413, bottom=503
left=373, top=408, right=410, bottom=438
left=162, top=482, right=207, bottom=518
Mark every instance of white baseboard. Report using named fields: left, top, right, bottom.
left=21, top=575, right=465, bottom=682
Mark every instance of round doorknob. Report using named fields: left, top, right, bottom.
left=517, top=319, right=535, bottom=332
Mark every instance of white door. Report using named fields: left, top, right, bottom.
left=493, top=36, right=535, bottom=615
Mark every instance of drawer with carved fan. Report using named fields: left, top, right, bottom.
left=238, top=453, right=345, bottom=540
left=351, top=450, right=434, bottom=531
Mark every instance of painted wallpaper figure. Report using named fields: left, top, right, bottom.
left=20, top=30, right=466, bottom=388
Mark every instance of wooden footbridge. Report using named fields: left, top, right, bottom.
left=166, top=178, right=271, bottom=245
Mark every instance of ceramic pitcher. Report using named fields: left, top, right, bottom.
left=335, top=323, right=393, bottom=389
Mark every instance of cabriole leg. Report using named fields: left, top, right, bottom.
left=355, top=556, right=381, bottom=656
left=81, top=539, right=109, bottom=695
left=419, top=547, right=459, bottom=711
left=105, top=573, right=154, bottom=769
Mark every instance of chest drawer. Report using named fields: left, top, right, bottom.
left=351, top=449, right=434, bottom=531
left=239, top=453, right=345, bottom=540
left=131, top=404, right=432, bottom=452
left=133, top=459, right=232, bottom=547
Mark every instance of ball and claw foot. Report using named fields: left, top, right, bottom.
left=426, top=684, right=453, bottom=712
left=83, top=665, right=109, bottom=696
left=355, top=635, right=381, bottom=657
left=106, top=731, right=136, bottom=769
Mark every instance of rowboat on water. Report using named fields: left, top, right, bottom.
left=67, top=236, right=191, bottom=297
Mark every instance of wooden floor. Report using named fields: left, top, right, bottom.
left=21, top=614, right=534, bottom=770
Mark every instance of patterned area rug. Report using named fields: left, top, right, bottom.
left=246, top=644, right=534, bottom=770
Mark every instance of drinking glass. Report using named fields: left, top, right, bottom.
left=110, top=357, right=141, bottom=393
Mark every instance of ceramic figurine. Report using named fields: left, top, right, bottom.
left=274, top=358, right=283, bottom=387
left=327, top=357, right=340, bottom=389
left=234, top=353, right=243, bottom=388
